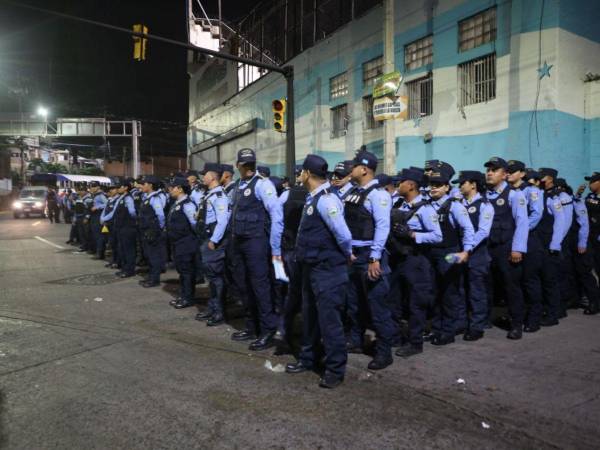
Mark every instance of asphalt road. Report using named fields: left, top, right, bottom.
left=0, top=212, right=599, bottom=449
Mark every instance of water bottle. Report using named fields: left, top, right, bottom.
left=445, top=253, right=460, bottom=264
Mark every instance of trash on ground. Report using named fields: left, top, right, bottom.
left=264, top=360, right=285, bottom=373
left=481, top=421, right=490, bottom=429
left=93, top=297, right=103, bottom=302
left=456, top=378, right=466, bottom=384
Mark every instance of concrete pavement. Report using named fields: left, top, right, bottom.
left=0, top=214, right=599, bottom=449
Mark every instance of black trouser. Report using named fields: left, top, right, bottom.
left=175, top=250, right=196, bottom=302
left=487, top=242, right=525, bottom=329
left=280, top=248, right=303, bottom=341
left=522, top=233, right=544, bottom=328
left=76, top=217, right=88, bottom=250
left=118, top=227, right=137, bottom=275
left=47, top=202, right=60, bottom=222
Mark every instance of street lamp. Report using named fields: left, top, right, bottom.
left=37, top=106, right=49, bottom=119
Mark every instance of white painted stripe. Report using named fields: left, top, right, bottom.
left=34, top=236, right=65, bottom=250
left=32, top=221, right=41, bottom=226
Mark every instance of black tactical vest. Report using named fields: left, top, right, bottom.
left=585, top=193, right=600, bottom=240
left=431, top=197, right=460, bottom=248
left=282, top=185, right=308, bottom=250
left=344, top=184, right=377, bottom=240
left=387, top=200, right=428, bottom=256
left=114, top=194, right=137, bottom=229
left=489, top=186, right=515, bottom=245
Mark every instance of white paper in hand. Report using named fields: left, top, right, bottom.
left=273, top=259, right=289, bottom=283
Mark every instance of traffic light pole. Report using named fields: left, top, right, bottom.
left=4, top=0, right=297, bottom=179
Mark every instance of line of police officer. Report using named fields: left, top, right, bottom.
left=67, top=147, right=600, bottom=389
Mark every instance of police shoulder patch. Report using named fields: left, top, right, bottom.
left=555, top=201, right=562, bottom=210
left=328, top=206, right=338, bottom=217
left=265, top=189, right=274, bottom=196
left=484, top=212, right=492, bottom=220
left=579, top=208, right=587, bottom=215
left=518, top=197, right=526, bottom=206
left=431, top=214, right=439, bottom=223
left=530, top=191, right=539, bottom=201
left=380, top=198, right=389, bottom=207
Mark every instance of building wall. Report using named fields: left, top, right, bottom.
left=188, top=0, right=600, bottom=186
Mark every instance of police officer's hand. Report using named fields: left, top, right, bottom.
left=348, top=254, right=357, bottom=266
left=578, top=246, right=587, bottom=254
left=509, top=251, right=523, bottom=263
left=208, top=241, right=215, bottom=251
left=455, top=251, right=469, bottom=264
left=272, top=255, right=282, bottom=262
left=577, top=184, right=586, bottom=196
left=368, top=260, right=382, bottom=281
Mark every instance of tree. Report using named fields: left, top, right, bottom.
left=27, top=158, right=67, bottom=174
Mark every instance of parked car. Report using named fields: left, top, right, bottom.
left=13, top=186, right=48, bottom=219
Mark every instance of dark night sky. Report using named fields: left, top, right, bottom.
left=0, top=0, right=257, bottom=159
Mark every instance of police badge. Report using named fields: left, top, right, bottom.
left=243, top=188, right=251, bottom=197
left=496, top=198, right=505, bottom=206
left=306, top=206, right=314, bottom=215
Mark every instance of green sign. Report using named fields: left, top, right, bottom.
left=373, top=71, right=403, bottom=99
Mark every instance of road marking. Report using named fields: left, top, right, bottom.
left=32, top=221, right=41, bottom=227
left=34, top=236, right=65, bottom=250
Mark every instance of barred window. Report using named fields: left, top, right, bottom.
left=363, top=96, right=382, bottom=130
left=404, top=35, right=433, bottom=71
left=459, top=8, right=496, bottom=52
left=406, top=75, right=433, bottom=119
left=458, top=53, right=496, bottom=107
left=330, top=104, right=349, bottom=138
left=363, top=56, right=384, bottom=88
left=330, top=72, right=349, bottom=100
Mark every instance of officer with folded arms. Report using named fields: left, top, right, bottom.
left=194, top=163, right=230, bottom=324
left=388, top=168, right=442, bottom=357
left=285, top=154, right=352, bottom=389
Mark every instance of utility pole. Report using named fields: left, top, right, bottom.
left=132, top=120, right=140, bottom=179
left=383, top=0, right=396, bottom=174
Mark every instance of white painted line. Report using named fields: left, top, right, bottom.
left=34, top=236, right=65, bottom=250
left=32, top=221, right=41, bottom=227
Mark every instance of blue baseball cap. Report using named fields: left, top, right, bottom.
left=237, top=148, right=256, bottom=164
left=352, top=150, right=378, bottom=171
left=376, top=173, right=393, bottom=187
left=200, top=162, right=223, bottom=176
left=452, top=170, right=485, bottom=184
left=484, top=157, right=509, bottom=170
left=398, top=168, right=424, bottom=185
left=257, top=165, right=271, bottom=177
left=302, top=154, right=328, bottom=177
left=220, top=164, right=234, bottom=174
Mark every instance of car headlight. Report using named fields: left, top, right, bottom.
left=13, top=201, right=22, bottom=209
left=34, top=201, right=43, bottom=208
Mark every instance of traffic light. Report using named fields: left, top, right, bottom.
left=272, top=98, right=286, bottom=132
left=133, top=24, right=148, bottom=61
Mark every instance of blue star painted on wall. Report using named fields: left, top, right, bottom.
left=413, top=117, right=422, bottom=128
left=538, top=61, right=553, bottom=79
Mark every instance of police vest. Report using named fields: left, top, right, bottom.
left=103, top=197, right=118, bottom=225
left=138, top=193, right=161, bottom=231
left=74, top=198, right=85, bottom=215
left=489, top=187, right=515, bottom=245
left=196, top=190, right=224, bottom=241
left=537, top=190, right=559, bottom=247
left=167, top=198, right=197, bottom=255
left=231, top=176, right=267, bottom=238
left=585, top=193, right=600, bottom=240
left=344, top=185, right=377, bottom=241
left=114, top=194, right=137, bottom=229
left=295, top=188, right=346, bottom=266
left=387, top=200, right=428, bottom=256
left=431, top=198, right=460, bottom=249
left=131, top=189, right=142, bottom=213
left=282, top=185, right=308, bottom=251
left=90, top=192, right=105, bottom=216
left=224, top=182, right=236, bottom=196
left=465, top=197, right=489, bottom=250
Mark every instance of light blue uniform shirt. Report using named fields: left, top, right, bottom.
left=146, top=191, right=166, bottom=229
left=559, top=192, right=574, bottom=231
left=190, top=185, right=204, bottom=206
left=92, top=192, right=107, bottom=211
left=279, top=189, right=289, bottom=206
left=100, top=195, right=119, bottom=224
left=430, top=194, right=475, bottom=251
left=573, top=198, right=589, bottom=249
left=335, top=181, right=354, bottom=200
left=120, top=194, right=137, bottom=218
left=308, top=182, right=352, bottom=257
left=461, top=193, right=494, bottom=248
left=521, top=184, right=544, bottom=230
left=172, top=194, right=197, bottom=229
left=237, top=174, right=284, bottom=256
left=397, top=194, right=443, bottom=244
left=350, top=179, right=392, bottom=260
left=157, top=190, right=168, bottom=209
left=486, top=181, right=529, bottom=253
left=542, top=192, right=568, bottom=251
left=203, top=185, right=230, bottom=244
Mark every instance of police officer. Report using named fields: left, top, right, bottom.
left=330, top=160, right=354, bottom=200
left=285, top=154, right=352, bottom=389
left=78, top=185, right=95, bottom=254
left=484, top=157, right=529, bottom=340
left=114, top=178, right=138, bottom=278
left=229, top=148, right=283, bottom=351
left=99, top=184, right=121, bottom=269
left=220, top=164, right=236, bottom=197
left=388, top=168, right=442, bottom=357
left=453, top=171, right=494, bottom=340
left=344, top=149, right=396, bottom=370
left=167, top=178, right=199, bottom=309
left=582, top=172, right=600, bottom=314
left=278, top=166, right=308, bottom=350
left=506, top=160, right=545, bottom=333
left=427, top=165, right=474, bottom=344
left=138, top=175, right=167, bottom=288
left=88, top=181, right=107, bottom=258
left=536, top=168, right=570, bottom=325
left=187, top=170, right=204, bottom=206
left=73, top=185, right=89, bottom=251
left=193, top=163, right=230, bottom=324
